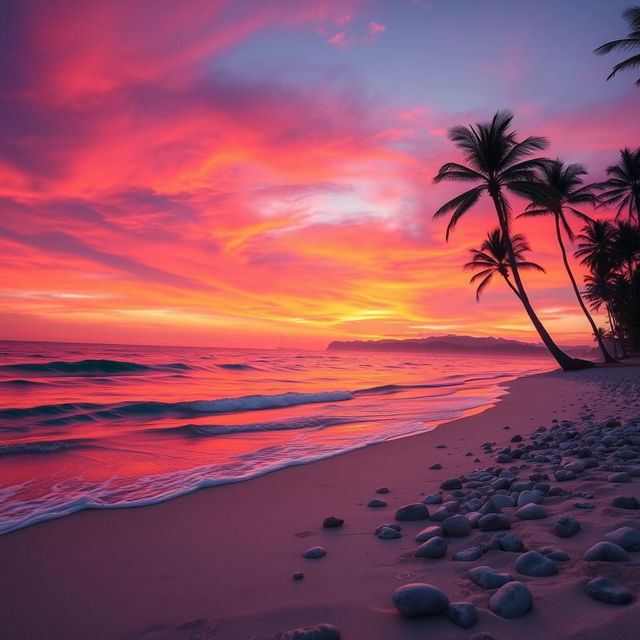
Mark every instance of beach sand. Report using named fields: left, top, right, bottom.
left=1, top=365, right=640, bottom=640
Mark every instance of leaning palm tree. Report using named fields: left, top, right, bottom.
left=464, top=229, right=545, bottom=301
left=574, top=219, right=619, bottom=275
left=433, top=110, right=593, bottom=371
left=594, top=6, right=640, bottom=86
left=597, top=148, right=640, bottom=224
left=518, top=160, right=615, bottom=362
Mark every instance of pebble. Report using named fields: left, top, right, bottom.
left=376, top=525, right=401, bottom=539
left=470, top=634, right=495, bottom=640
left=468, top=566, right=514, bottom=589
left=478, top=513, right=511, bottom=531
left=415, top=525, right=443, bottom=543
left=422, top=492, right=443, bottom=504
left=322, top=516, right=344, bottom=528
left=280, top=624, right=341, bottom=640
left=541, top=548, right=569, bottom=561
left=489, top=581, right=533, bottom=618
left=553, top=516, right=581, bottom=538
left=613, top=496, right=640, bottom=510
left=574, top=501, right=595, bottom=509
left=608, top=472, right=632, bottom=483
left=515, top=550, right=558, bottom=576
left=516, top=503, right=547, bottom=520
left=292, top=572, right=304, bottom=581
left=392, top=583, right=449, bottom=617
left=302, top=546, right=326, bottom=559
left=415, top=536, right=448, bottom=558
left=367, top=499, right=387, bottom=508
left=440, top=478, right=462, bottom=490
left=583, top=541, right=629, bottom=561
left=603, top=527, right=640, bottom=551
left=517, top=490, right=543, bottom=506
left=446, top=602, right=478, bottom=628
left=376, top=487, right=390, bottom=494
left=442, top=514, right=472, bottom=536
left=585, top=577, right=633, bottom=605
left=452, top=546, right=483, bottom=561
left=429, top=463, right=442, bottom=470
left=395, top=503, right=429, bottom=521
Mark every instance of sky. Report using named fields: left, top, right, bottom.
left=0, top=0, right=638, bottom=349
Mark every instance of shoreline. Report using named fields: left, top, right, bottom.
left=1, top=365, right=640, bottom=639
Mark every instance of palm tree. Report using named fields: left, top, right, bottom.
left=574, top=219, right=618, bottom=274
left=518, top=160, right=615, bottom=362
left=433, top=110, right=593, bottom=370
left=464, top=229, right=545, bottom=301
left=597, top=148, right=640, bottom=224
left=594, top=6, right=640, bottom=85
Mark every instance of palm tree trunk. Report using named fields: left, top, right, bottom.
left=490, top=191, right=593, bottom=371
left=502, top=275, right=522, bottom=300
left=553, top=214, right=615, bottom=362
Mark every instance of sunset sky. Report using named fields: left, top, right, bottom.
left=1, top=0, right=637, bottom=349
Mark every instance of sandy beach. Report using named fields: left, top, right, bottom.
left=0, top=364, right=639, bottom=640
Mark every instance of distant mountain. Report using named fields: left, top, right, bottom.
left=326, top=334, right=597, bottom=358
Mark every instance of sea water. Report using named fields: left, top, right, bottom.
left=0, top=340, right=554, bottom=534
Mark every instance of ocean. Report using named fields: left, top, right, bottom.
left=0, top=340, right=555, bottom=535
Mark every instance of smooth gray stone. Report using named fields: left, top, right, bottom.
left=302, top=546, right=326, bottom=559
left=442, top=514, right=472, bottom=537
left=280, top=624, right=341, bottom=640
left=516, top=503, right=547, bottom=520
left=453, top=546, right=483, bottom=561
left=376, top=487, right=390, bottom=494
left=466, top=511, right=483, bottom=527
left=585, top=577, right=633, bottom=604
left=489, top=581, right=533, bottom=618
left=446, top=602, right=478, bottom=628
left=415, top=525, right=443, bottom=543
left=430, top=508, right=452, bottom=522
left=422, top=492, right=443, bottom=504
left=429, top=463, right=442, bottom=470
left=376, top=525, right=401, bottom=539
left=322, top=516, right=344, bottom=528
left=368, top=499, right=387, bottom=508
left=554, top=469, right=576, bottom=482
left=292, top=572, right=304, bottom=581
left=440, top=478, right=462, bottom=490
left=541, top=548, right=569, bottom=561
left=490, top=494, right=515, bottom=509
left=515, top=550, right=558, bottom=576
left=395, top=503, right=429, bottom=521
left=603, top=527, right=640, bottom=551
left=495, top=534, right=525, bottom=552
left=465, top=498, right=483, bottom=511
left=574, top=501, right=595, bottom=509
left=517, top=490, right=543, bottom=506
left=613, top=496, right=640, bottom=509
left=468, top=565, right=514, bottom=589
left=583, top=541, right=629, bottom=561
left=479, top=513, right=511, bottom=531
left=608, top=472, right=632, bottom=483
left=553, top=516, right=581, bottom=538
left=470, top=634, right=495, bottom=640
left=392, top=583, right=449, bottom=617
left=415, top=536, right=447, bottom=558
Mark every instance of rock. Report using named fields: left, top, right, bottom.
left=490, top=494, right=515, bottom=509
left=376, top=525, right=401, bottom=539
left=367, top=499, right=387, bottom=508
left=302, top=546, right=326, bottom=559
left=376, top=487, right=390, bottom=494
left=608, top=472, right=632, bottom=483
left=574, top=501, right=595, bottom=509
left=613, top=496, right=640, bottom=510
left=442, top=514, right=472, bottom=537
left=422, top=492, right=443, bottom=504
left=436, top=444, right=447, bottom=449
left=292, top=572, right=304, bottom=580
left=583, top=541, right=629, bottom=561
left=511, top=434, right=523, bottom=442
left=280, top=624, right=340, bottom=640
left=489, top=581, right=533, bottom=618
left=517, top=490, right=543, bottom=506
left=440, top=478, right=462, bottom=490
left=446, top=602, right=478, bottom=628
left=429, top=463, right=442, bottom=470
left=395, top=503, right=429, bottom=521
left=495, top=534, right=525, bottom=552
left=415, top=525, right=443, bottom=543
left=604, top=419, right=621, bottom=428
left=554, top=469, right=576, bottom=482
left=478, top=513, right=511, bottom=531
left=470, top=634, right=495, bottom=640
left=553, top=516, right=581, bottom=538
left=516, top=504, right=547, bottom=520
left=430, top=508, right=452, bottom=522
left=585, top=577, right=633, bottom=605
left=322, top=516, right=344, bottom=528
left=515, top=551, right=558, bottom=576
left=541, top=548, right=569, bottom=561
left=415, top=536, right=447, bottom=558
left=452, top=546, right=483, bottom=561
left=468, top=566, right=514, bottom=589
left=603, top=527, right=640, bottom=551
left=392, top=583, right=449, bottom=617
